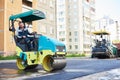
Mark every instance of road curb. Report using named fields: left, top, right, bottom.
left=0, top=60, right=16, bottom=63
left=66, top=57, right=90, bottom=59
left=0, top=58, right=88, bottom=63
left=0, top=57, right=90, bottom=63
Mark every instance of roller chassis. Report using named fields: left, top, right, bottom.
left=16, top=47, right=66, bottom=71
left=91, top=51, right=110, bottom=58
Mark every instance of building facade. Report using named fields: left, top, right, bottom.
left=35, top=0, right=56, bottom=38
left=56, top=0, right=68, bottom=45
left=114, top=21, right=120, bottom=40
left=57, top=0, right=95, bottom=54
left=95, top=16, right=114, bottom=31
left=96, top=16, right=120, bottom=42
left=0, top=0, right=22, bottom=55
left=0, top=0, right=56, bottom=55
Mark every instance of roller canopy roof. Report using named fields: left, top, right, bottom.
left=92, top=30, right=110, bottom=35
left=9, top=10, right=45, bottom=22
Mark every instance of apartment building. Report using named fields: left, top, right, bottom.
left=57, top=0, right=95, bottom=54
left=95, top=16, right=114, bottom=31
left=0, top=0, right=56, bottom=55
left=96, top=16, right=120, bottom=42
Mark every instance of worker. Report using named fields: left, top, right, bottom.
left=27, top=24, right=37, bottom=36
left=10, top=21, right=34, bottom=50
left=26, top=24, right=37, bottom=50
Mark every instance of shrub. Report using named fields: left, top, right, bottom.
left=0, top=55, right=17, bottom=60
left=66, top=53, right=85, bottom=57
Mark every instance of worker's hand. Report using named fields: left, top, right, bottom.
left=9, top=27, right=12, bottom=29
left=22, top=36, right=26, bottom=38
left=32, top=31, right=37, bottom=35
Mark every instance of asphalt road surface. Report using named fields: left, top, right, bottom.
left=0, top=58, right=120, bottom=80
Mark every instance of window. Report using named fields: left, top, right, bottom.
left=74, top=31, right=78, bottom=36
left=69, top=32, right=71, bottom=36
left=63, top=31, right=65, bottom=35
left=59, top=32, right=62, bottom=36
left=50, top=1, right=53, bottom=7
left=69, top=38, right=72, bottom=42
left=73, top=5, right=77, bottom=9
left=59, top=11, right=64, bottom=16
left=59, top=31, right=65, bottom=36
left=74, top=25, right=78, bottom=29
left=59, top=25, right=63, bottom=29
left=75, top=38, right=78, bottom=42
left=59, top=38, right=65, bottom=41
left=59, top=18, right=64, bottom=22
left=69, top=45, right=72, bottom=49
left=75, top=45, right=78, bottom=49
left=83, top=44, right=90, bottom=49
left=90, top=7, right=95, bottom=12
left=86, top=0, right=89, bottom=2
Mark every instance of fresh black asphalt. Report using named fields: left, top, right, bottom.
left=0, top=58, right=120, bottom=80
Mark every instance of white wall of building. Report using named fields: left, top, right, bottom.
left=56, top=0, right=67, bottom=44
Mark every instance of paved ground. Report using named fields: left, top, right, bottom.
left=73, top=68, right=120, bottom=80
left=0, top=58, right=120, bottom=80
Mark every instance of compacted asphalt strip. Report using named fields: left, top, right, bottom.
left=0, top=58, right=120, bottom=80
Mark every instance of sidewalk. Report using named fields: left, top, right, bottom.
left=73, top=68, right=120, bottom=80
left=0, top=60, right=16, bottom=63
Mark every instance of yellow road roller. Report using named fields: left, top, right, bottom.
left=9, top=10, right=66, bottom=72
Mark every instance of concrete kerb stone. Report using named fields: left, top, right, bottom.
left=0, top=60, right=16, bottom=63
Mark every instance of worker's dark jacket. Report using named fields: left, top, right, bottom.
left=16, top=28, right=29, bottom=38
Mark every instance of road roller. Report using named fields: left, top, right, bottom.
left=91, top=30, right=117, bottom=58
left=9, top=10, right=66, bottom=72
